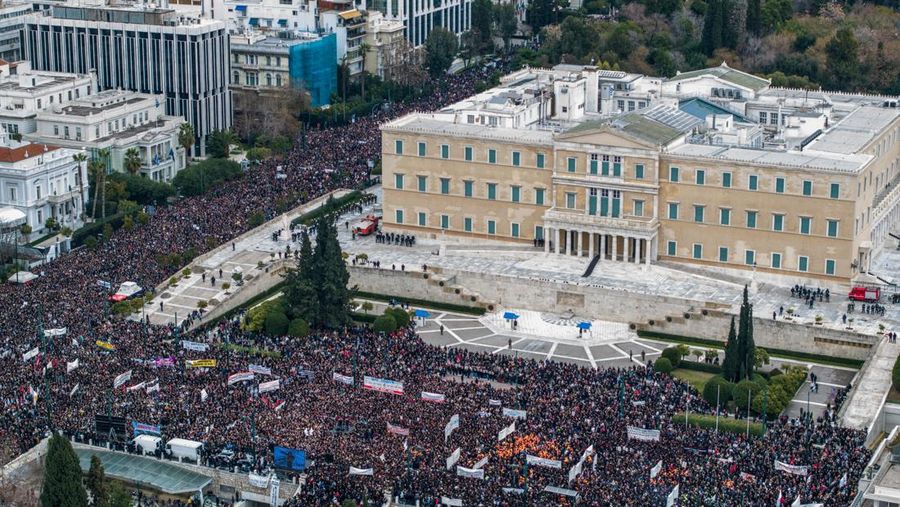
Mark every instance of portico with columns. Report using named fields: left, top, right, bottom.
left=542, top=210, right=659, bottom=265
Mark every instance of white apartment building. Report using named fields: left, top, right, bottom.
left=364, top=0, right=471, bottom=46
left=0, top=60, right=96, bottom=137
left=0, top=135, right=87, bottom=236
left=365, top=11, right=405, bottom=80
left=26, top=90, right=187, bottom=182
left=217, top=0, right=318, bottom=33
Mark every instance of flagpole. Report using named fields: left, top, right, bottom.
left=746, top=386, right=751, bottom=438
left=715, top=384, right=720, bottom=434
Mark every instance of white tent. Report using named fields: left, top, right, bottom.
left=8, top=271, right=37, bottom=284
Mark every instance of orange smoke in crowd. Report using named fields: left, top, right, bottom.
left=495, top=434, right=560, bottom=460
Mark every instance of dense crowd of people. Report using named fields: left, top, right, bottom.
left=0, top=61, right=873, bottom=506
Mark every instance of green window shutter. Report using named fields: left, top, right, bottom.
left=417, top=142, right=425, bottom=157
left=719, top=247, right=728, bottom=262
left=771, top=253, right=781, bottom=269
left=775, top=178, right=784, bottom=193
left=441, top=145, right=449, bottom=159
left=588, top=195, right=597, bottom=215
left=667, top=241, right=676, bottom=256
left=722, top=172, right=731, bottom=188
left=567, top=157, right=576, bottom=172
left=395, top=140, right=403, bottom=154
left=512, top=152, right=520, bottom=166
left=394, top=174, right=404, bottom=189
left=827, top=220, right=838, bottom=237
left=802, top=181, right=812, bottom=196
left=464, top=181, right=473, bottom=197
left=830, top=183, right=840, bottom=199
left=535, top=189, right=544, bottom=205
left=464, top=217, right=472, bottom=232
left=825, top=259, right=835, bottom=275
left=464, top=146, right=473, bottom=161
left=600, top=197, right=609, bottom=217
left=536, top=153, right=544, bottom=168
left=635, top=164, right=644, bottom=179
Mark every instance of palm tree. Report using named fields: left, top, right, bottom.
left=97, top=148, right=111, bottom=219
left=124, top=147, right=142, bottom=175
left=358, top=41, right=370, bottom=102
left=178, top=123, right=195, bottom=160
left=72, top=152, right=87, bottom=222
left=89, top=159, right=104, bottom=220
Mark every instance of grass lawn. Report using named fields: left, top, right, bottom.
left=673, top=368, right=715, bottom=393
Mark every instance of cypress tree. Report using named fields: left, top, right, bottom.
left=283, top=230, right=319, bottom=324
left=701, top=0, right=725, bottom=55
left=722, top=316, right=740, bottom=382
left=312, top=216, right=351, bottom=328
left=85, top=455, right=107, bottom=507
left=40, top=433, right=88, bottom=507
left=738, top=285, right=755, bottom=380
left=746, top=0, right=761, bottom=34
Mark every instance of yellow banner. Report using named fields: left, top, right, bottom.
left=95, top=340, right=116, bottom=350
left=186, top=359, right=217, bottom=368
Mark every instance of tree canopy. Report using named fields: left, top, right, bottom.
left=40, top=433, right=88, bottom=507
left=425, top=28, right=459, bottom=78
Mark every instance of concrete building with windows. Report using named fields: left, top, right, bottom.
left=25, top=90, right=187, bottom=182
left=320, top=8, right=366, bottom=77
left=20, top=3, right=231, bottom=156
left=0, top=133, right=87, bottom=236
left=0, top=2, right=33, bottom=62
left=364, top=0, right=470, bottom=46
left=364, top=12, right=404, bottom=80
left=381, top=64, right=900, bottom=282
left=0, top=60, right=96, bottom=138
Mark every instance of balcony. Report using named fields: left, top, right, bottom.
left=543, top=207, right=659, bottom=237
left=48, top=190, right=79, bottom=204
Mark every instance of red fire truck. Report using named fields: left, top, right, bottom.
left=352, top=215, right=381, bottom=236
left=848, top=286, right=880, bottom=302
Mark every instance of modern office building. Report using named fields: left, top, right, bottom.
left=0, top=60, right=96, bottom=137
left=381, top=64, right=900, bottom=282
left=0, top=2, right=33, bottom=62
left=230, top=30, right=336, bottom=106
left=25, top=90, right=187, bottom=182
left=364, top=0, right=470, bottom=46
left=0, top=133, right=87, bottom=236
left=20, top=4, right=232, bottom=156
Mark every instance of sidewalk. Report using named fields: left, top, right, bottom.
left=842, top=337, right=900, bottom=430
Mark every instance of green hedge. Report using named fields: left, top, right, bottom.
left=354, top=291, right=486, bottom=316
left=351, top=312, right=377, bottom=324
left=674, top=412, right=764, bottom=437
left=679, top=360, right=724, bottom=375
left=291, top=191, right=365, bottom=227
left=637, top=330, right=864, bottom=369
left=72, top=212, right=127, bottom=247
left=893, top=354, right=900, bottom=392
left=219, top=343, right=282, bottom=358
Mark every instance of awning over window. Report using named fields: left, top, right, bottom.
left=278, top=19, right=288, bottom=26
left=338, top=9, right=361, bottom=20
left=234, top=4, right=246, bottom=11
left=248, top=17, right=259, bottom=25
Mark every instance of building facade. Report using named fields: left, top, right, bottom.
left=382, top=65, right=900, bottom=282
left=365, top=0, right=470, bottom=46
left=0, top=60, right=96, bottom=137
left=364, top=12, right=404, bottom=80
left=0, top=136, right=87, bottom=236
left=25, top=90, right=187, bottom=182
left=20, top=5, right=232, bottom=156
left=0, top=2, right=32, bottom=62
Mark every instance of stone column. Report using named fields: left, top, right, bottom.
left=577, top=230, right=583, bottom=257
left=555, top=228, right=561, bottom=254
left=623, top=235, right=629, bottom=263
left=544, top=228, right=551, bottom=253
left=600, top=234, right=606, bottom=260
left=611, top=235, right=618, bottom=261
left=565, top=229, right=571, bottom=255
left=588, top=232, right=594, bottom=259
left=634, top=238, right=642, bottom=264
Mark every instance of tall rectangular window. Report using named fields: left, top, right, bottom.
left=395, top=209, right=404, bottom=224
left=464, top=181, right=473, bottom=197
left=802, top=180, right=812, bottom=196
left=668, top=202, right=679, bottom=220
left=440, top=215, right=449, bottom=229
left=613, top=156, right=621, bottom=176
left=773, top=214, right=784, bottom=232
left=692, top=244, right=703, bottom=259
left=827, top=219, right=838, bottom=237
left=440, top=178, right=450, bottom=195
left=488, top=149, right=497, bottom=164
left=694, top=205, right=705, bottom=223
left=667, top=241, right=677, bottom=256
left=746, top=211, right=757, bottom=228
left=719, top=247, right=729, bottom=262
left=536, top=153, right=545, bottom=168
left=487, top=220, right=496, bottom=235
left=798, top=256, right=809, bottom=272
left=511, top=186, right=520, bottom=203
left=771, top=252, right=782, bottom=269
left=745, top=250, right=756, bottom=266
left=417, top=212, right=426, bottom=226
left=720, top=208, right=731, bottom=226
left=830, top=183, right=840, bottom=199
left=464, top=146, right=473, bottom=161
left=635, top=164, right=645, bottom=179
left=566, top=192, right=576, bottom=209
left=825, top=259, right=836, bottom=275
left=417, top=175, right=427, bottom=192
left=512, top=151, right=521, bottom=166
left=487, top=183, right=497, bottom=200
left=440, top=144, right=449, bottom=159
left=567, top=157, right=576, bottom=173
left=722, top=172, right=732, bottom=188
left=394, top=174, right=404, bottom=190
left=395, top=140, right=403, bottom=154
left=511, top=223, right=520, bottom=238
left=799, top=217, right=811, bottom=235
left=601, top=155, right=609, bottom=175
left=417, top=142, right=426, bottom=157
left=464, top=217, right=473, bottom=232
left=633, top=200, right=644, bottom=217
left=535, top=188, right=545, bottom=205
left=695, top=169, right=705, bottom=185
left=535, top=226, right=544, bottom=240
left=775, top=177, right=785, bottom=193
left=590, top=154, right=598, bottom=175
left=669, top=166, right=679, bottom=182
left=748, top=175, right=758, bottom=190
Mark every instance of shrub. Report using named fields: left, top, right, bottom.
left=653, top=357, right=673, bottom=374
left=373, top=314, right=397, bottom=334
left=182, top=268, right=191, bottom=276
left=84, top=236, right=98, bottom=250
left=264, top=310, right=289, bottom=336
left=661, top=347, right=682, bottom=368
left=675, top=413, right=764, bottom=437
left=733, top=379, right=764, bottom=410
left=288, top=318, right=310, bottom=338
left=172, top=159, right=242, bottom=196
left=702, top=375, right=734, bottom=407
left=385, top=307, right=411, bottom=328
left=893, top=354, right=900, bottom=391
left=750, top=373, right=769, bottom=389
left=222, top=283, right=231, bottom=290
left=197, top=300, right=208, bottom=309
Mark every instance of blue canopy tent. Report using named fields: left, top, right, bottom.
left=577, top=322, right=592, bottom=330
left=414, top=309, right=430, bottom=318
left=503, top=312, right=519, bottom=320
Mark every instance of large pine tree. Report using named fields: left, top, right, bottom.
left=722, top=316, right=740, bottom=382
left=40, top=433, right=88, bottom=507
left=283, top=230, right=319, bottom=324
left=738, top=285, right=755, bottom=380
left=85, top=455, right=107, bottom=507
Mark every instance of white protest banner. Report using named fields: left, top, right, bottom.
left=502, top=408, right=527, bottom=419
left=488, top=399, right=502, bottom=406
left=249, top=364, right=272, bottom=376
left=181, top=340, right=209, bottom=352
left=70, top=383, right=79, bottom=397
left=146, top=382, right=160, bottom=394
left=333, top=372, right=354, bottom=385
left=200, top=388, right=208, bottom=402
left=774, top=460, right=808, bottom=476
left=44, top=327, right=67, bottom=337
left=386, top=423, right=409, bottom=436
left=498, top=420, right=516, bottom=442
left=421, top=391, right=445, bottom=403
left=126, top=382, right=146, bottom=392
left=666, top=484, right=679, bottom=507
left=23, top=347, right=39, bottom=362
left=363, top=376, right=404, bottom=395
left=581, top=445, right=595, bottom=461
left=269, top=477, right=279, bottom=507
left=348, top=466, right=374, bottom=476
left=627, top=426, right=661, bottom=442
left=502, top=488, right=524, bottom=495
left=66, top=359, right=79, bottom=373
left=258, top=379, right=280, bottom=394
left=227, top=371, right=255, bottom=386
left=544, top=486, right=578, bottom=498
left=113, top=370, right=132, bottom=389
left=473, top=455, right=489, bottom=470
left=651, top=460, right=663, bottom=479
left=444, top=414, right=460, bottom=442
left=248, top=473, right=270, bottom=488
left=446, top=447, right=461, bottom=470
left=567, top=460, right=583, bottom=484
left=456, top=466, right=484, bottom=479
left=526, top=455, right=562, bottom=469
left=740, top=472, right=756, bottom=482
left=440, top=497, right=463, bottom=507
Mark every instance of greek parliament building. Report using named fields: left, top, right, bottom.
left=19, top=3, right=231, bottom=156
left=381, top=64, right=900, bottom=282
